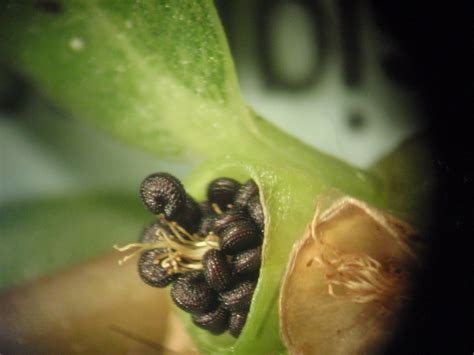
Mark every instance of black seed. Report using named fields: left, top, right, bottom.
left=220, top=280, right=256, bottom=312
left=138, top=248, right=179, bottom=288
left=234, top=179, right=258, bottom=208
left=248, top=195, right=265, bottom=233
left=212, top=209, right=249, bottom=235
left=203, top=249, right=232, bottom=292
left=229, top=312, right=247, bottom=338
left=174, top=194, right=202, bottom=233
left=140, top=172, right=186, bottom=218
left=199, top=215, right=218, bottom=236
left=220, top=220, right=261, bottom=255
left=232, top=246, right=262, bottom=275
left=171, top=271, right=217, bottom=314
left=207, top=177, right=241, bottom=210
left=192, top=304, right=230, bottom=335
left=138, top=219, right=171, bottom=244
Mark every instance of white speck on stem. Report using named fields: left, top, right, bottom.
left=69, top=37, right=84, bottom=51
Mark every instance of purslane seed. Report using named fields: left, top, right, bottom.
left=229, top=312, right=247, bottom=338
left=212, top=209, right=249, bottom=235
left=232, top=246, right=262, bottom=275
left=247, top=195, right=265, bottom=233
left=192, top=304, right=230, bottom=335
left=171, top=271, right=217, bottom=314
left=219, top=280, right=257, bottom=312
left=139, top=172, right=186, bottom=218
left=202, top=249, right=233, bottom=292
left=220, top=220, right=261, bottom=255
left=233, top=179, right=258, bottom=209
left=117, top=173, right=264, bottom=338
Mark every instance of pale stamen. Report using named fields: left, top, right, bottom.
left=114, top=218, right=220, bottom=272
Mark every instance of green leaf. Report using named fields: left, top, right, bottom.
left=0, top=193, right=149, bottom=290
left=0, top=0, right=249, bottom=159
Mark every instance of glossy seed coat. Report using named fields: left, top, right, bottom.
left=202, top=249, right=232, bottom=292
left=207, top=178, right=241, bottom=210
left=233, top=179, right=258, bottom=208
left=232, top=246, right=262, bottom=275
left=220, top=279, right=257, bottom=312
left=212, top=209, right=249, bottom=235
left=192, top=304, right=230, bottom=335
left=140, top=172, right=186, bottom=218
left=138, top=248, right=179, bottom=288
left=171, top=271, right=217, bottom=314
left=248, top=195, right=265, bottom=233
left=229, top=312, right=247, bottom=338
left=220, top=220, right=261, bottom=255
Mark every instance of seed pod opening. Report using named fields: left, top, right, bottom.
left=116, top=172, right=266, bottom=341
left=140, top=172, right=186, bottom=218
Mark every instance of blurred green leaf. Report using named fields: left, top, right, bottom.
left=0, top=193, right=149, bottom=290
left=0, top=0, right=250, bottom=160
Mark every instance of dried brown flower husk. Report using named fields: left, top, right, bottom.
left=280, top=195, right=423, bottom=355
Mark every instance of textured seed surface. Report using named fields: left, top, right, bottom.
left=234, top=179, right=258, bottom=208
left=220, top=220, right=261, bottom=255
left=220, top=280, right=257, bottom=312
left=171, top=271, right=217, bottom=314
left=207, top=178, right=241, bottom=210
left=138, top=248, right=179, bottom=288
left=139, top=219, right=170, bottom=244
left=212, top=209, right=248, bottom=235
left=229, top=312, right=247, bottom=338
left=192, top=304, right=230, bottom=335
left=248, top=195, right=265, bottom=233
left=232, top=246, right=262, bottom=275
left=203, top=249, right=232, bottom=292
left=140, top=172, right=186, bottom=218
left=175, top=194, right=202, bottom=233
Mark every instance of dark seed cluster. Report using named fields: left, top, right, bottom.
left=136, top=173, right=264, bottom=338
